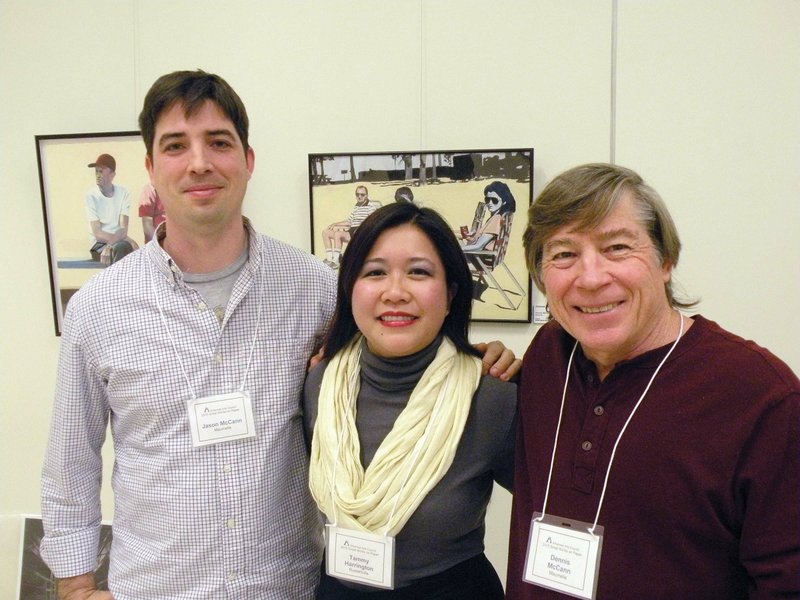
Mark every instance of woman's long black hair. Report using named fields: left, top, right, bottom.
left=323, top=202, right=480, bottom=359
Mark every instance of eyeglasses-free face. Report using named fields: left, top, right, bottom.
left=351, top=224, right=452, bottom=359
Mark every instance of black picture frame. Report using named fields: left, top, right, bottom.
left=36, top=131, right=147, bottom=335
left=308, top=149, right=533, bottom=323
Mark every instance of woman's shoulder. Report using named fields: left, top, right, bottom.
left=473, top=375, right=517, bottom=423
left=305, top=357, right=330, bottom=388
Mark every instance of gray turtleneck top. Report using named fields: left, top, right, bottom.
left=303, top=336, right=517, bottom=589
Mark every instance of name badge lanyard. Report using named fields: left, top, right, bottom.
left=324, top=345, right=440, bottom=589
left=524, top=312, right=684, bottom=599
left=151, top=267, right=263, bottom=444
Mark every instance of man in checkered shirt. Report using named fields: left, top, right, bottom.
left=40, top=70, right=518, bottom=600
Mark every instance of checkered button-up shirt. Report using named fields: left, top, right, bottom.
left=41, top=220, right=336, bottom=599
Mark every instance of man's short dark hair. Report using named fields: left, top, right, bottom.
left=138, top=70, right=250, bottom=158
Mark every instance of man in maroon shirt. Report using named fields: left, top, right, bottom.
left=507, top=163, right=799, bottom=599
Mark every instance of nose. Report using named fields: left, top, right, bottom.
left=575, top=249, right=613, bottom=290
left=187, top=145, right=213, bottom=174
left=382, top=274, right=410, bottom=303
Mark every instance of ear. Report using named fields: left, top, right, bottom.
left=245, top=146, right=255, bottom=178
left=447, top=284, right=457, bottom=315
left=661, top=260, right=674, bottom=283
left=145, top=154, right=154, bottom=183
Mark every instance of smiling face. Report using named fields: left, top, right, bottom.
left=541, top=192, right=675, bottom=373
left=145, top=100, right=254, bottom=239
left=351, top=223, right=452, bottom=358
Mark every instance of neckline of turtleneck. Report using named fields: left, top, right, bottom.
left=359, top=335, right=444, bottom=392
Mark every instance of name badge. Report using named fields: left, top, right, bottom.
left=187, top=391, right=256, bottom=448
left=325, top=524, right=395, bottom=589
left=523, top=512, right=603, bottom=600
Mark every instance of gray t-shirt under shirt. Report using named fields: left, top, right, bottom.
left=183, top=248, right=248, bottom=322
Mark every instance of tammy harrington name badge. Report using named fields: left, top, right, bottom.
left=325, top=524, right=395, bottom=589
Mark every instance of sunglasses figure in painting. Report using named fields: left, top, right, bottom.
left=459, top=181, right=517, bottom=300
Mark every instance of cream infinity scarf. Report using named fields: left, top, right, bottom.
left=309, top=335, right=482, bottom=537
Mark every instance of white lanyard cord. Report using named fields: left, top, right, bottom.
left=150, top=262, right=262, bottom=400
left=538, top=312, right=685, bottom=536
left=588, top=313, right=684, bottom=533
left=537, top=340, right=579, bottom=524
left=152, top=268, right=198, bottom=400
left=238, top=294, right=263, bottom=392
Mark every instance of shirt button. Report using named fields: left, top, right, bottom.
left=227, top=518, right=236, bottom=528
left=213, top=352, right=223, bottom=364
left=581, top=441, right=593, bottom=451
left=228, top=571, right=238, bottom=581
left=223, top=464, right=232, bottom=474
left=593, top=406, right=605, bottom=416
left=197, top=301, right=207, bottom=311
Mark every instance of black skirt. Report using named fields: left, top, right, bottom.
left=317, top=553, right=504, bottom=600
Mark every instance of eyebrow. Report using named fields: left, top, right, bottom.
left=543, top=237, right=576, bottom=253
left=363, top=256, right=437, bottom=267
left=156, top=129, right=237, bottom=148
left=595, top=227, right=639, bottom=242
left=544, top=227, right=640, bottom=253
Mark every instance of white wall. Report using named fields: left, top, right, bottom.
left=1, top=1, right=797, bottom=596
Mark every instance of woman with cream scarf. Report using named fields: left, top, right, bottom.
left=304, top=202, right=516, bottom=599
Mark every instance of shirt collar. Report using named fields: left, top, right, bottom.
left=146, top=217, right=261, bottom=287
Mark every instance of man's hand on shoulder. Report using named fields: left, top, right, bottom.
left=57, top=573, right=113, bottom=600
left=308, top=347, right=326, bottom=372
left=475, top=340, right=521, bottom=381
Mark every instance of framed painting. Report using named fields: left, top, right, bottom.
left=309, top=149, right=533, bottom=322
left=36, top=131, right=152, bottom=335
left=17, top=515, right=112, bottom=599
